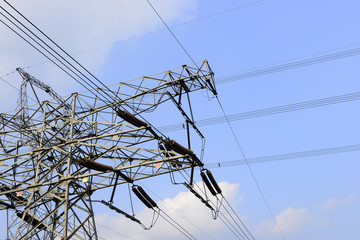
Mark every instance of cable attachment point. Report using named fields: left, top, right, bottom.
left=132, top=185, right=158, bottom=209
left=100, top=200, right=141, bottom=224
left=183, top=183, right=217, bottom=215
left=201, top=169, right=222, bottom=195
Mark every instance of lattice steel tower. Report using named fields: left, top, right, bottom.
left=0, top=61, right=217, bottom=239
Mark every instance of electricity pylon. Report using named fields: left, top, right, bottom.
left=0, top=60, right=216, bottom=239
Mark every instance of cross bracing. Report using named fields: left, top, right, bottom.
left=0, top=60, right=216, bottom=239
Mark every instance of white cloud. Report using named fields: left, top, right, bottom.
left=323, top=194, right=356, bottom=211
left=95, top=181, right=246, bottom=240
left=0, top=0, right=197, bottom=112
left=256, top=207, right=311, bottom=237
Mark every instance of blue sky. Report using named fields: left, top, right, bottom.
left=0, top=0, right=359, bottom=239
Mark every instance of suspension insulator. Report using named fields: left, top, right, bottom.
left=101, top=201, right=141, bottom=224
left=0, top=200, right=15, bottom=209
left=132, top=186, right=153, bottom=209
left=159, top=144, right=175, bottom=158
left=137, top=186, right=158, bottom=208
left=206, top=170, right=222, bottom=194
left=200, top=172, right=217, bottom=196
left=77, top=158, right=113, bottom=172
left=0, top=184, right=27, bottom=203
left=184, top=183, right=215, bottom=211
left=116, top=109, right=147, bottom=128
left=163, top=139, right=194, bottom=156
left=16, top=211, right=46, bottom=230
left=159, top=145, right=182, bottom=168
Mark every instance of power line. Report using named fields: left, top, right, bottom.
left=0, top=9, right=102, bottom=99
left=158, top=91, right=360, bottom=132
left=0, top=1, right=168, bottom=139
left=141, top=183, right=216, bottom=240
left=0, top=75, right=38, bottom=104
left=6, top=0, right=264, bottom=71
left=146, top=1, right=280, bottom=238
left=96, top=223, right=135, bottom=240
left=217, top=47, right=360, bottom=84
left=215, top=96, right=287, bottom=240
left=158, top=210, right=198, bottom=240
left=205, top=143, right=360, bottom=168
left=0, top=2, right=117, bottom=105
left=0, top=76, right=20, bottom=92
left=180, top=170, right=255, bottom=240
left=146, top=0, right=198, bottom=67
left=222, top=197, right=254, bottom=240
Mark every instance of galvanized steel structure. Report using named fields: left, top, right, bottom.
left=0, top=60, right=216, bottom=239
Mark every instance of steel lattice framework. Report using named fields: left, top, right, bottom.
left=0, top=60, right=216, bottom=239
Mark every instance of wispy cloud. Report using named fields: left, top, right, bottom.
left=95, top=181, right=245, bottom=240
left=323, top=194, right=356, bottom=211
left=255, top=207, right=311, bottom=236
left=0, top=0, right=197, bottom=112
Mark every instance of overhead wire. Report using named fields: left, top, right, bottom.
left=133, top=184, right=198, bottom=240
left=4, top=0, right=122, bottom=104
left=0, top=1, right=168, bottom=139
left=157, top=209, right=198, bottom=240
left=0, top=74, right=39, bottom=105
left=222, top=197, right=254, bottom=240
left=0, top=3, right=116, bottom=105
left=94, top=223, right=136, bottom=240
left=146, top=1, right=257, bottom=239
left=205, top=143, right=360, bottom=168
left=216, top=96, right=286, bottom=240
left=141, top=183, right=216, bottom=240
left=2, top=0, right=355, bottom=239
left=217, top=47, right=360, bottom=84
left=218, top=203, right=249, bottom=239
left=1, top=0, right=360, bottom=87
left=0, top=11, right=98, bottom=98
left=158, top=91, right=360, bottom=132
left=180, top=169, right=253, bottom=240
left=217, top=211, right=245, bottom=240
left=146, top=0, right=198, bottom=67
left=75, top=212, right=136, bottom=240
left=0, top=75, right=21, bottom=92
